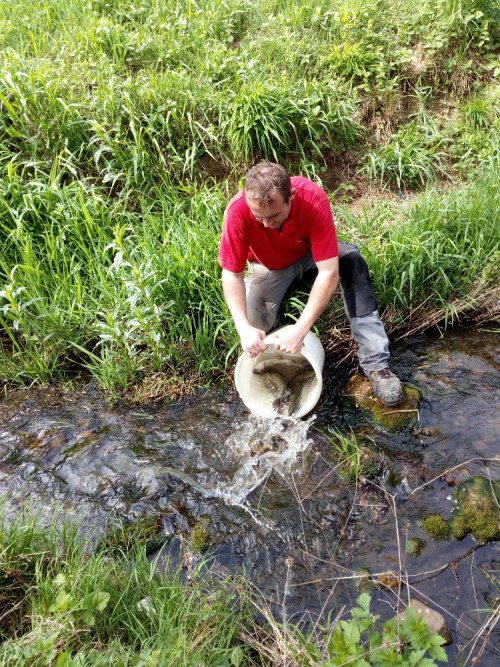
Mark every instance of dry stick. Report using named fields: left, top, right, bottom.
left=408, top=544, right=481, bottom=584
left=365, top=479, right=408, bottom=622
left=407, top=457, right=500, bottom=497
left=0, top=599, right=24, bottom=624
left=461, top=608, right=500, bottom=667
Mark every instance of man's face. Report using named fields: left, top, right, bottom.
left=245, top=189, right=295, bottom=230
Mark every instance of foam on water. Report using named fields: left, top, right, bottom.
left=204, top=414, right=315, bottom=505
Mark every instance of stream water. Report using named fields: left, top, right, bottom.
left=0, top=328, right=498, bottom=665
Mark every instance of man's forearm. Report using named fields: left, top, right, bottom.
left=222, top=269, right=268, bottom=357
left=221, top=270, right=250, bottom=335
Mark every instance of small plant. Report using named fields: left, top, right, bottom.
left=325, top=428, right=380, bottom=482
left=365, top=119, right=448, bottom=189
left=450, top=91, right=500, bottom=173
left=295, top=593, right=448, bottom=665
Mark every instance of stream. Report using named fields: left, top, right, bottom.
left=0, top=328, right=498, bottom=665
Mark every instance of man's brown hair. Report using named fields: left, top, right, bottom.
left=244, top=162, right=292, bottom=205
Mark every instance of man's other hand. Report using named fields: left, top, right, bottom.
left=266, top=324, right=306, bottom=355
left=241, top=325, right=267, bottom=358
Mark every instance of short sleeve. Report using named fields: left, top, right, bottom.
left=218, top=205, right=249, bottom=273
left=307, top=190, right=338, bottom=262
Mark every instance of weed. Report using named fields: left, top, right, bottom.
left=365, top=118, right=448, bottom=189
left=324, top=428, right=380, bottom=482
left=293, top=592, right=448, bottom=665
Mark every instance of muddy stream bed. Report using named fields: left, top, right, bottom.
left=1, top=328, right=499, bottom=664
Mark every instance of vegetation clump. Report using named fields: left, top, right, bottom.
left=190, top=515, right=212, bottom=553
left=421, top=514, right=451, bottom=541
left=406, top=537, right=426, bottom=557
left=99, top=515, right=167, bottom=556
left=297, top=593, right=447, bottom=666
left=450, top=476, right=500, bottom=543
left=325, top=428, right=382, bottom=482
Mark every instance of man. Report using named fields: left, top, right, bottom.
left=218, top=161, right=403, bottom=406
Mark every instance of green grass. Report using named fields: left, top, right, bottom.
left=341, top=170, right=500, bottom=320
left=0, top=507, right=246, bottom=665
left=0, top=0, right=499, bottom=393
left=0, top=506, right=451, bottom=666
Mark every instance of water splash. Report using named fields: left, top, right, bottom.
left=205, top=414, right=315, bottom=505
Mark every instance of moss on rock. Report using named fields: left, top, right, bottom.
left=450, top=476, right=500, bottom=543
left=344, top=374, right=420, bottom=431
left=191, top=515, right=212, bottom=553
left=355, top=567, right=373, bottom=592
left=421, top=514, right=450, bottom=540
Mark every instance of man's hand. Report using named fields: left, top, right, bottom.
left=240, top=324, right=267, bottom=358
left=265, top=324, right=306, bottom=355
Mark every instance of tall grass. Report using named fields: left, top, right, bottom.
left=338, top=168, right=500, bottom=330
left=1, top=168, right=498, bottom=391
left=0, top=0, right=499, bottom=392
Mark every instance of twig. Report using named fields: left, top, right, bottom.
left=408, top=544, right=481, bottom=583
left=0, top=599, right=24, bottom=623
left=460, top=607, right=500, bottom=666
left=407, top=457, right=500, bottom=497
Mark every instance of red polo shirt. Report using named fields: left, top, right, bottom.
left=218, top=176, right=338, bottom=273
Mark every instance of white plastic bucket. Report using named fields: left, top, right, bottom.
left=234, top=327, right=325, bottom=419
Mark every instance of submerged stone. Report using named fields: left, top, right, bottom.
left=355, top=567, right=373, bottom=592
left=408, top=599, right=452, bottom=644
left=344, top=374, right=420, bottom=431
left=421, top=514, right=450, bottom=541
left=450, top=476, right=500, bottom=543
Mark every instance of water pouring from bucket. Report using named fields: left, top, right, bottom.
left=234, top=326, right=325, bottom=419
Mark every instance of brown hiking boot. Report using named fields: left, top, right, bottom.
left=365, top=368, right=404, bottom=406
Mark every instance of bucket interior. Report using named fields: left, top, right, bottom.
left=240, top=349, right=322, bottom=418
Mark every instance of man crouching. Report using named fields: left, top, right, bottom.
left=218, top=161, right=403, bottom=406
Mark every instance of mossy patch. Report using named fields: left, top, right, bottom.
left=406, top=537, right=426, bottom=557
left=421, top=514, right=450, bottom=541
left=344, top=374, right=420, bottom=431
left=191, top=515, right=212, bottom=553
left=450, top=476, right=500, bottom=543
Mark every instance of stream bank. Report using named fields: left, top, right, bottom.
left=0, top=327, right=498, bottom=664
